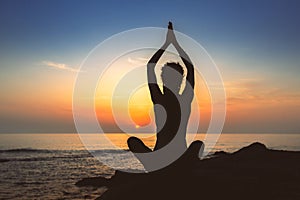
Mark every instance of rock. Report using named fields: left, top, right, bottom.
left=75, top=176, right=110, bottom=188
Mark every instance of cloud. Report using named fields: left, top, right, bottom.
left=127, top=57, right=148, bottom=65
left=225, top=78, right=300, bottom=106
left=43, top=61, right=81, bottom=73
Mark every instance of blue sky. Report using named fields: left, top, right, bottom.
left=0, top=0, right=300, bottom=133
left=1, top=0, right=299, bottom=66
left=1, top=0, right=299, bottom=84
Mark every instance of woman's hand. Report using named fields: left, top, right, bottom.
left=165, top=21, right=179, bottom=46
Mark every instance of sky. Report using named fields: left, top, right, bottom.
left=0, top=0, right=300, bottom=133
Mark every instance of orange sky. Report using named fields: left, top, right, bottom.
left=1, top=54, right=300, bottom=133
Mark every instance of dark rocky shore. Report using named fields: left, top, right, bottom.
left=76, top=142, right=300, bottom=200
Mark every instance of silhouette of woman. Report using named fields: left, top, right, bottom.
left=128, top=22, right=195, bottom=155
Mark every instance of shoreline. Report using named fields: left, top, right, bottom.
left=76, top=142, right=300, bottom=200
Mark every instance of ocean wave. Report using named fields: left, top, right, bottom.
left=0, top=148, right=53, bottom=153
left=0, top=154, right=92, bottom=163
left=91, top=149, right=130, bottom=154
left=0, top=148, right=129, bottom=153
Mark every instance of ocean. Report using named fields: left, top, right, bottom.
left=0, top=133, right=299, bottom=199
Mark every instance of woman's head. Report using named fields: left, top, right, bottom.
left=161, top=62, right=184, bottom=92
